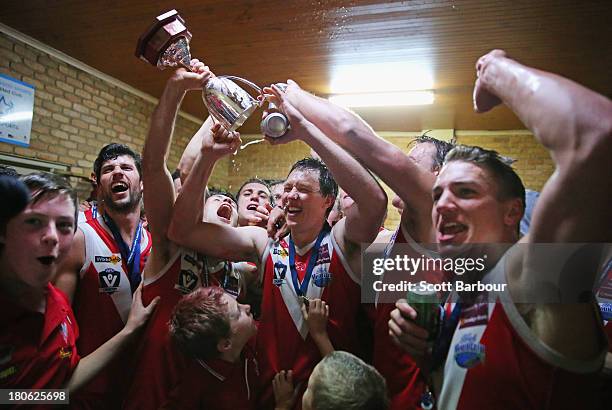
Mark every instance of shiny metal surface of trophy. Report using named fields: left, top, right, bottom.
left=136, top=10, right=288, bottom=136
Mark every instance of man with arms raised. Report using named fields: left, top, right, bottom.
left=122, top=60, right=253, bottom=409
left=55, top=143, right=151, bottom=409
left=169, top=89, right=387, bottom=409
left=391, top=49, right=611, bottom=408
left=266, top=81, right=453, bottom=408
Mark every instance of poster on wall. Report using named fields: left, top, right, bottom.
left=0, top=73, right=35, bottom=147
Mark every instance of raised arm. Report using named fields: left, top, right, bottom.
left=176, top=116, right=215, bottom=182
left=266, top=85, right=387, bottom=249
left=167, top=124, right=268, bottom=262
left=475, top=50, right=612, bottom=362
left=142, top=60, right=212, bottom=273
left=278, top=81, right=435, bottom=240
left=474, top=50, right=612, bottom=244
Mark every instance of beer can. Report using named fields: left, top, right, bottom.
left=407, top=286, right=441, bottom=342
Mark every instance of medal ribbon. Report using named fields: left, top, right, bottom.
left=102, top=213, right=143, bottom=293
left=289, top=225, right=329, bottom=297
left=431, top=302, right=462, bottom=371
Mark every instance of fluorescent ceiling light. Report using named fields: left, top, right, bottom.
left=330, top=62, right=434, bottom=94
left=329, top=91, right=434, bottom=108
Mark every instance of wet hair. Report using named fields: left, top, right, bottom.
left=408, top=134, right=455, bottom=171
left=235, top=178, right=270, bottom=201
left=311, top=351, right=389, bottom=410
left=288, top=157, right=338, bottom=199
left=444, top=144, right=526, bottom=211
left=93, top=143, right=142, bottom=182
left=206, top=187, right=237, bottom=204
left=169, top=287, right=231, bottom=361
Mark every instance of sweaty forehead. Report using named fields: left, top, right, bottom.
left=102, top=155, right=136, bottom=168
left=207, top=194, right=236, bottom=205
left=286, top=169, right=320, bottom=186
left=435, top=161, right=495, bottom=189
left=240, top=182, right=269, bottom=195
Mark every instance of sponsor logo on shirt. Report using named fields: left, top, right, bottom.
left=0, top=365, right=17, bottom=380
left=58, top=347, right=72, bottom=359
left=458, top=303, right=489, bottom=329
left=312, top=266, right=332, bottom=288
left=315, top=244, right=331, bottom=265
left=454, top=333, right=485, bottom=369
left=95, top=255, right=121, bottom=264
left=98, top=268, right=120, bottom=294
left=272, top=248, right=288, bottom=258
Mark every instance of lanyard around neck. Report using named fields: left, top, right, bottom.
left=288, top=226, right=329, bottom=297
left=102, top=213, right=143, bottom=293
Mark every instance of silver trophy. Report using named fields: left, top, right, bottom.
left=136, top=10, right=288, bottom=136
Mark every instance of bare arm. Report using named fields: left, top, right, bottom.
left=267, top=85, right=387, bottom=248
left=66, top=284, right=158, bottom=392
left=476, top=50, right=612, bottom=361
left=167, top=124, right=268, bottom=262
left=142, top=61, right=212, bottom=275
left=475, top=50, right=612, bottom=244
left=177, top=116, right=215, bottom=182
left=278, top=81, right=435, bottom=241
left=53, top=228, right=85, bottom=303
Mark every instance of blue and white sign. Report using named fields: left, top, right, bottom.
left=0, top=73, right=35, bottom=147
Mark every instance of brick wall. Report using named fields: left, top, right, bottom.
left=456, top=132, right=554, bottom=191
left=0, top=32, right=204, bottom=200
left=231, top=133, right=554, bottom=229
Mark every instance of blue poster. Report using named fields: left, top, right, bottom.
left=0, top=73, right=35, bottom=147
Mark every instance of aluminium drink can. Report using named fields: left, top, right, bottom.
left=406, top=285, right=441, bottom=342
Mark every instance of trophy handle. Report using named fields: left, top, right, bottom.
left=220, top=75, right=262, bottom=101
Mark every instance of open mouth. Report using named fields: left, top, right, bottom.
left=286, top=206, right=302, bottom=217
left=111, top=182, right=128, bottom=193
left=217, top=203, right=233, bottom=224
left=438, top=221, right=467, bottom=242
left=246, top=204, right=258, bottom=212
left=37, top=256, right=56, bottom=265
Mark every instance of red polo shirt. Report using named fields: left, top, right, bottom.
left=161, top=342, right=258, bottom=410
left=0, top=283, right=80, bottom=389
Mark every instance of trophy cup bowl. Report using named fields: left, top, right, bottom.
left=136, top=10, right=288, bottom=136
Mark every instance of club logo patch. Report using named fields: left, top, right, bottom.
left=98, top=268, right=120, bottom=294
left=175, top=269, right=199, bottom=294
left=454, top=333, right=485, bottom=368
left=273, top=261, right=287, bottom=286
left=312, top=266, right=332, bottom=288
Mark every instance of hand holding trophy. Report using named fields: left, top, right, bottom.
left=136, top=10, right=288, bottom=137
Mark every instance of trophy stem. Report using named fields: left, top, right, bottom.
left=178, top=60, right=193, bottom=72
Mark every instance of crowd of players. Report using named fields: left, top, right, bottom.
left=1, top=49, right=611, bottom=409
